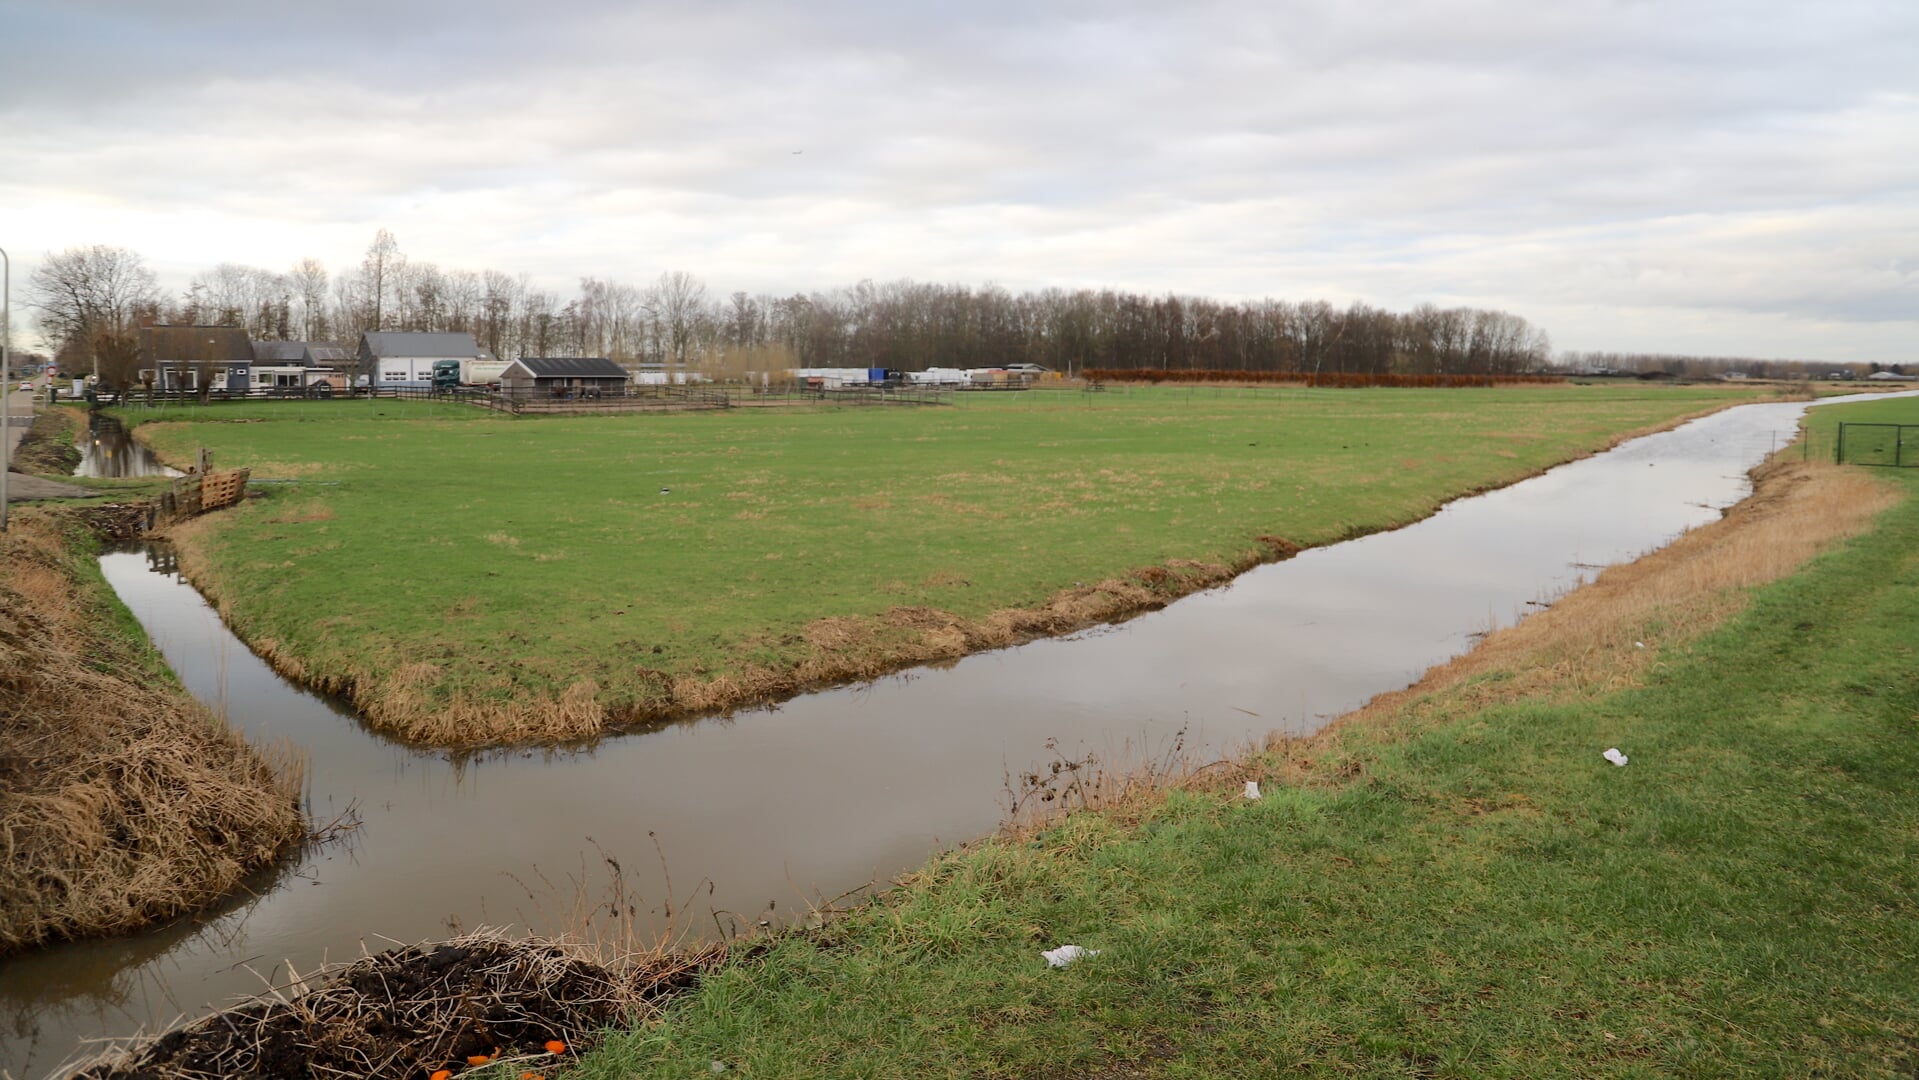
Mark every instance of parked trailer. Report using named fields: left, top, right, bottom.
left=432, top=358, right=512, bottom=389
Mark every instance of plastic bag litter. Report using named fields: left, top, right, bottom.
left=1042, top=945, right=1100, bottom=968
left=1602, top=748, right=1629, bottom=767
left=1243, top=781, right=1262, bottom=800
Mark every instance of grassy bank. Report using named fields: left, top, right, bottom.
left=121, top=385, right=1775, bottom=745
left=0, top=507, right=307, bottom=955
left=8, top=406, right=85, bottom=475
left=564, top=402, right=1919, bottom=1077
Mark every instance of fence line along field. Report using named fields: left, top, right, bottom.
left=128, top=384, right=1780, bottom=745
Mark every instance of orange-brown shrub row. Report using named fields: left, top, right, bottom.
left=1084, top=369, right=1565, bottom=388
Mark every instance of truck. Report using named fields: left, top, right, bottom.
left=431, top=358, right=512, bottom=390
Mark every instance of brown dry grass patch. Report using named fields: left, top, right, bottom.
left=265, top=502, right=335, bottom=524
left=0, top=510, right=306, bottom=956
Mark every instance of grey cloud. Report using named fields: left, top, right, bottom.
left=1, top=0, right=1914, bottom=359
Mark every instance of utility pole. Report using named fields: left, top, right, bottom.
left=2, top=243, right=11, bottom=531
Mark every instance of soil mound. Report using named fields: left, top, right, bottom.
left=69, top=932, right=720, bottom=1080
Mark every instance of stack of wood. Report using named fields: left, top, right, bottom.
left=156, top=448, right=250, bottom=523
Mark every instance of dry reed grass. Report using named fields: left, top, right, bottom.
left=0, top=509, right=307, bottom=956
left=1085, top=368, right=1567, bottom=388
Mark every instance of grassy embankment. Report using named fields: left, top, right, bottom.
left=9, top=407, right=84, bottom=475
left=549, top=399, right=1919, bottom=1076
left=121, top=384, right=1778, bottom=745
left=0, top=507, right=307, bottom=955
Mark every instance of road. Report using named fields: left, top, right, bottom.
left=5, top=377, right=95, bottom=501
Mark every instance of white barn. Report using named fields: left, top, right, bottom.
left=357, top=332, right=495, bottom=387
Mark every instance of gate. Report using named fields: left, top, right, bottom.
left=1836, top=423, right=1918, bottom=467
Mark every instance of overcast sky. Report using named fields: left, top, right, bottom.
left=2, top=0, right=1914, bottom=361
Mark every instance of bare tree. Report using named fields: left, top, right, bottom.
left=92, top=327, right=146, bottom=394
left=442, top=269, right=482, bottom=334
left=290, top=258, right=330, bottom=341
left=653, top=270, right=709, bottom=366
left=358, top=229, right=402, bottom=331
left=26, top=245, right=160, bottom=378
left=479, top=269, right=518, bottom=357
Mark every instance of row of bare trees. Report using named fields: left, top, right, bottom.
left=28, top=233, right=1563, bottom=386
left=1555, top=351, right=1909, bottom=379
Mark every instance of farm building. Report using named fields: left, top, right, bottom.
left=498, top=357, right=632, bottom=397
left=248, top=340, right=352, bottom=391
left=139, top=325, right=254, bottom=392
left=359, top=332, right=495, bottom=387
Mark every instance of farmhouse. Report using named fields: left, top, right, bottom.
left=139, top=325, right=254, bottom=392
left=249, top=340, right=352, bottom=391
left=498, top=357, right=632, bottom=397
left=359, top=331, right=495, bottom=387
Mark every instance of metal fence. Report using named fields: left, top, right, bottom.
left=482, top=384, right=732, bottom=414
left=111, top=385, right=462, bottom=407
left=1837, top=422, right=1917, bottom=467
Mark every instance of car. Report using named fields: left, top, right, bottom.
left=17, top=382, right=29, bottom=392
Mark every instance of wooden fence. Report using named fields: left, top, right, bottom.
left=156, top=467, right=250, bottom=523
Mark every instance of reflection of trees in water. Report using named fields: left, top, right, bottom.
left=76, top=417, right=179, bottom=479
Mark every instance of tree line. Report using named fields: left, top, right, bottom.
left=29, top=232, right=1562, bottom=386
left=1555, top=351, right=1908, bottom=379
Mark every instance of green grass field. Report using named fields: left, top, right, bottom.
left=550, top=396, right=1919, bottom=1079
left=123, top=385, right=1775, bottom=741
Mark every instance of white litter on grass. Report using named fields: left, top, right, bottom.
left=1634, top=641, right=1645, bottom=649
left=710, top=1062, right=727, bottom=1074
left=1042, top=945, right=1100, bottom=968
left=1602, top=748, right=1629, bottom=767
left=1244, top=781, right=1262, bottom=800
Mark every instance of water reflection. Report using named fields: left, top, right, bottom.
left=74, top=417, right=182, bottom=479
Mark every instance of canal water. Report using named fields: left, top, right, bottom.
left=73, top=417, right=182, bottom=479
left=0, top=397, right=1887, bottom=1077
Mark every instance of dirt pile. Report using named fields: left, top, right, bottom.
left=0, top=509, right=305, bottom=955
left=67, top=932, right=722, bottom=1080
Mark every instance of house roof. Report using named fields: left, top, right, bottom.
left=361, top=331, right=492, bottom=359
left=252, top=340, right=306, bottom=363
left=506, top=357, right=631, bottom=379
left=306, top=343, right=351, bottom=364
left=140, top=325, right=254, bottom=365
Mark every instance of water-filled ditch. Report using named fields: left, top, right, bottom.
left=1, top=396, right=1889, bottom=1076
left=73, top=416, right=182, bottom=479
